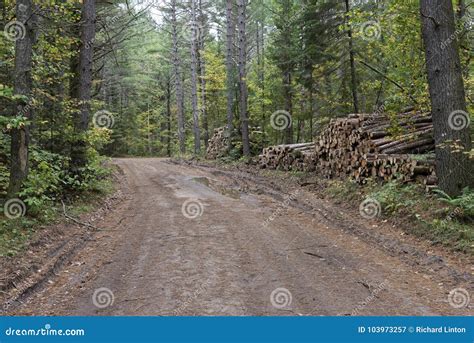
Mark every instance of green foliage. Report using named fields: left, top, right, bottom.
left=324, top=178, right=473, bottom=253
left=325, top=179, right=360, bottom=201
left=0, top=218, right=36, bottom=257
left=433, top=187, right=474, bottom=218
left=368, top=181, right=418, bottom=215
left=66, top=156, right=112, bottom=193
left=19, top=149, right=66, bottom=214
left=87, top=128, right=113, bottom=158
left=202, top=46, right=227, bottom=131
left=0, top=115, right=29, bottom=130
left=349, top=0, right=429, bottom=109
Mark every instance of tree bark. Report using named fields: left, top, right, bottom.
left=0, top=0, right=5, bottom=28
left=345, top=0, right=359, bottom=113
left=257, top=20, right=266, bottom=142
left=8, top=0, right=35, bottom=197
left=190, top=0, right=201, bottom=154
left=282, top=68, right=293, bottom=144
left=70, top=0, right=96, bottom=174
left=236, top=0, right=250, bottom=156
left=170, top=0, right=186, bottom=154
left=225, top=0, right=235, bottom=151
left=457, top=0, right=465, bottom=19
left=280, top=0, right=294, bottom=144
left=198, top=0, right=209, bottom=149
left=420, top=0, right=473, bottom=196
left=166, top=76, right=172, bottom=157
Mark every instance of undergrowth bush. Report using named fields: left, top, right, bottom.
left=324, top=178, right=473, bottom=253
left=368, top=181, right=419, bottom=215
left=1, top=129, right=113, bottom=217
left=19, top=149, right=66, bottom=215
left=433, top=187, right=474, bottom=218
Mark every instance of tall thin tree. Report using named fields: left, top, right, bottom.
left=8, top=0, right=35, bottom=197
left=273, top=0, right=295, bottom=144
left=190, top=0, right=201, bottom=154
left=225, top=0, right=236, bottom=151
left=345, top=0, right=359, bottom=113
left=236, top=0, right=250, bottom=156
left=70, top=0, right=96, bottom=174
left=198, top=0, right=209, bottom=149
left=170, top=0, right=186, bottom=154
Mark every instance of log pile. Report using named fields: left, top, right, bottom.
left=313, top=111, right=436, bottom=184
left=353, top=153, right=437, bottom=186
left=258, top=143, right=316, bottom=171
left=258, top=111, right=438, bottom=186
left=206, top=127, right=228, bottom=159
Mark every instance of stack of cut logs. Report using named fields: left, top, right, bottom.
left=258, top=143, right=317, bottom=172
left=206, top=127, right=228, bottom=159
left=258, top=111, right=438, bottom=187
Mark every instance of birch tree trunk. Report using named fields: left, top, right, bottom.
left=420, top=0, right=473, bottom=196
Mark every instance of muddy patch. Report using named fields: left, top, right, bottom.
left=192, top=177, right=241, bottom=200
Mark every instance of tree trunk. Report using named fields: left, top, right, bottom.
left=420, top=0, right=473, bottom=196
left=190, top=0, right=201, bottom=154
left=237, top=0, right=250, bottom=156
left=281, top=0, right=294, bottom=144
left=70, top=0, right=96, bottom=174
left=170, top=0, right=186, bottom=154
left=345, top=0, right=359, bottom=113
left=8, top=0, right=34, bottom=197
left=166, top=77, right=172, bottom=157
left=257, top=20, right=266, bottom=142
left=199, top=55, right=209, bottom=150
left=457, top=0, right=465, bottom=19
left=308, top=81, right=314, bottom=141
left=225, top=0, right=235, bottom=151
left=198, top=0, right=209, bottom=149
left=296, top=119, right=301, bottom=143
left=282, top=69, right=293, bottom=144
left=0, top=0, right=5, bottom=28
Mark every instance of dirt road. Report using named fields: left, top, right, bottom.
left=6, top=158, right=473, bottom=316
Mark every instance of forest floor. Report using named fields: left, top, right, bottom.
left=1, top=158, right=472, bottom=316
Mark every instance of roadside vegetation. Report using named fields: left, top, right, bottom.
left=0, top=132, right=114, bottom=256
left=324, top=179, right=474, bottom=254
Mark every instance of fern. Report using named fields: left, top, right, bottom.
left=434, top=187, right=474, bottom=217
